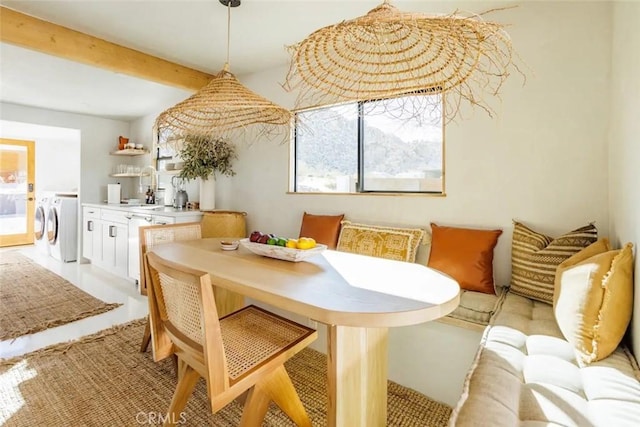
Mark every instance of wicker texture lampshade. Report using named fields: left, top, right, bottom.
left=155, top=66, right=291, bottom=140
left=155, top=0, right=291, bottom=141
left=284, top=0, right=521, bottom=119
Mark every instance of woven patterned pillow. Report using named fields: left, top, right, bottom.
left=336, top=220, right=425, bottom=262
left=510, top=221, right=597, bottom=303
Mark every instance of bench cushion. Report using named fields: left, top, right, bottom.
left=439, top=289, right=506, bottom=331
left=450, top=292, right=640, bottom=426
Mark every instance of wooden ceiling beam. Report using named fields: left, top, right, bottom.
left=0, top=6, right=213, bottom=91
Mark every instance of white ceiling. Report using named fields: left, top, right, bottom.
left=0, top=0, right=505, bottom=121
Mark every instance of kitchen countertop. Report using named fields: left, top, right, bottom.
left=82, top=202, right=203, bottom=217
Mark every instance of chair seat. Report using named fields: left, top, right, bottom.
left=221, top=305, right=316, bottom=382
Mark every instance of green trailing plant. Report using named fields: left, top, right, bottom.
left=177, top=136, right=237, bottom=181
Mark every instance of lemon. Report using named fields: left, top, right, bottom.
left=286, top=239, right=298, bottom=249
left=296, top=237, right=316, bottom=250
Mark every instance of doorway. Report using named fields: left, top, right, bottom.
left=0, top=138, right=36, bottom=247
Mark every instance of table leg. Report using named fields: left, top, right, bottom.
left=327, top=325, right=389, bottom=427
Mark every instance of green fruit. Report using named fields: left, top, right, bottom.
left=277, top=238, right=287, bottom=247
left=267, top=237, right=278, bottom=245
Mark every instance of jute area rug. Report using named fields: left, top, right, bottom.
left=0, top=252, right=121, bottom=341
left=0, top=319, right=452, bottom=426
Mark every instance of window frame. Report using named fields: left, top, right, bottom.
left=290, top=94, right=446, bottom=196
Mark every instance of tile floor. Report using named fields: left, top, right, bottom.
left=0, top=245, right=148, bottom=360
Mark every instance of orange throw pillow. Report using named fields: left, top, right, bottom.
left=428, top=223, right=503, bottom=294
left=299, top=212, right=345, bottom=249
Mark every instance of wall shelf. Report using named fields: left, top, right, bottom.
left=158, top=169, right=183, bottom=176
left=110, top=149, right=149, bottom=156
left=109, top=173, right=150, bottom=178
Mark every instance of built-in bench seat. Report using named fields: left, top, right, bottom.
left=450, top=291, right=640, bottom=426
left=318, top=215, right=638, bottom=425
left=437, top=288, right=506, bottom=331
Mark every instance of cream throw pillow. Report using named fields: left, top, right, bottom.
left=554, top=239, right=634, bottom=364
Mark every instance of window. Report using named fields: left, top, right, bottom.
left=292, top=94, right=443, bottom=194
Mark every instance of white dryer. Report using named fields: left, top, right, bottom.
left=34, top=193, right=53, bottom=255
left=48, top=196, right=78, bottom=262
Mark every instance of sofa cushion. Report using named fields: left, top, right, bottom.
left=440, top=289, right=506, bottom=331
left=510, top=221, right=597, bottom=304
left=554, top=241, right=634, bottom=364
left=450, top=292, right=640, bottom=427
left=428, top=223, right=502, bottom=294
left=298, top=212, right=344, bottom=249
left=336, top=220, right=424, bottom=262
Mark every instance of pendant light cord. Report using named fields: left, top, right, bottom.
left=224, top=1, right=231, bottom=72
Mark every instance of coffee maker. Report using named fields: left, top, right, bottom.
left=171, top=176, right=188, bottom=209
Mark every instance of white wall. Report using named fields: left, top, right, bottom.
left=609, top=2, right=640, bottom=361
left=214, top=2, right=614, bottom=404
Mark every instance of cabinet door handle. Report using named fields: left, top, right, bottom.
left=109, top=225, right=117, bottom=238
left=155, top=221, right=167, bottom=225
left=87, top=220, right=93, bottom=232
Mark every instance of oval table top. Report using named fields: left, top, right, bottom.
left=151, top=238, right=460, bottom=328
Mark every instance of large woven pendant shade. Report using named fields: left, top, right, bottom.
left=155, top=0, right=291, bottom=141
left=284, top=0, right=521, bottom=119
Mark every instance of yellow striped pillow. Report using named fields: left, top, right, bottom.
left=510, top=221, right=597, bottom=303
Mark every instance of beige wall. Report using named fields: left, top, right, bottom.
left=609, top=1, right=640, bottom=360
left=218, top=2, right=613, bottom=287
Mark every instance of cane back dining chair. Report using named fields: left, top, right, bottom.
left=139, top=222, right=244, bottom=353
left=146, top=251, right=317, bottom=426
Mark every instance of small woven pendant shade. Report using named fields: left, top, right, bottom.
left=155, top=64, right=291, bottom=140
left=155, top=0, right=291, bottom=141
left=284, top=0, right=521, bottom=119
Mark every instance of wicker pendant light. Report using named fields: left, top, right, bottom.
left=284, top=0, right=522, bottom=119
left=155, top=0, right=291, bottom=141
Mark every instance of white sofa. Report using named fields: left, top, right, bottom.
left=449, top=291, right=640, bottom=426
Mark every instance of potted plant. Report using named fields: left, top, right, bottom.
left=177, top=135, right=237, bottom=210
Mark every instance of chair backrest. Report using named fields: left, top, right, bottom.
left=146, top=251, right=229, bottom=395
left=139, top=222, right=202, bottom=295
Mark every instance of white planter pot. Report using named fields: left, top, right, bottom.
left=199, top=176, right=216, bottom=211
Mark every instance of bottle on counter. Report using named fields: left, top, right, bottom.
left=145, top=186, right=155, bottom=205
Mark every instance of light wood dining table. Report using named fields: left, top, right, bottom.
left=151, top=238, right=460, bottom=427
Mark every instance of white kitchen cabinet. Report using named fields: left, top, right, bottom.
left=152, top=215, right=175, bottom=225
left=82, top=203, right=202, bottom=283
left=82, top=207, right=101, bottom=261
left=96, top=209, right=129, bottom=278
left=101, top=221, right=128, bottom=277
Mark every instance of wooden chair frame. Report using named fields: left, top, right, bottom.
left=146, top=252, right=317, bottom=426
left=139, top=222, right=204, bottom=353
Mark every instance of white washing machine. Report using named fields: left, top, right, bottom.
left=48, top=196, right=78, bottom=262
left=34, top=193, right=53, bottom=255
